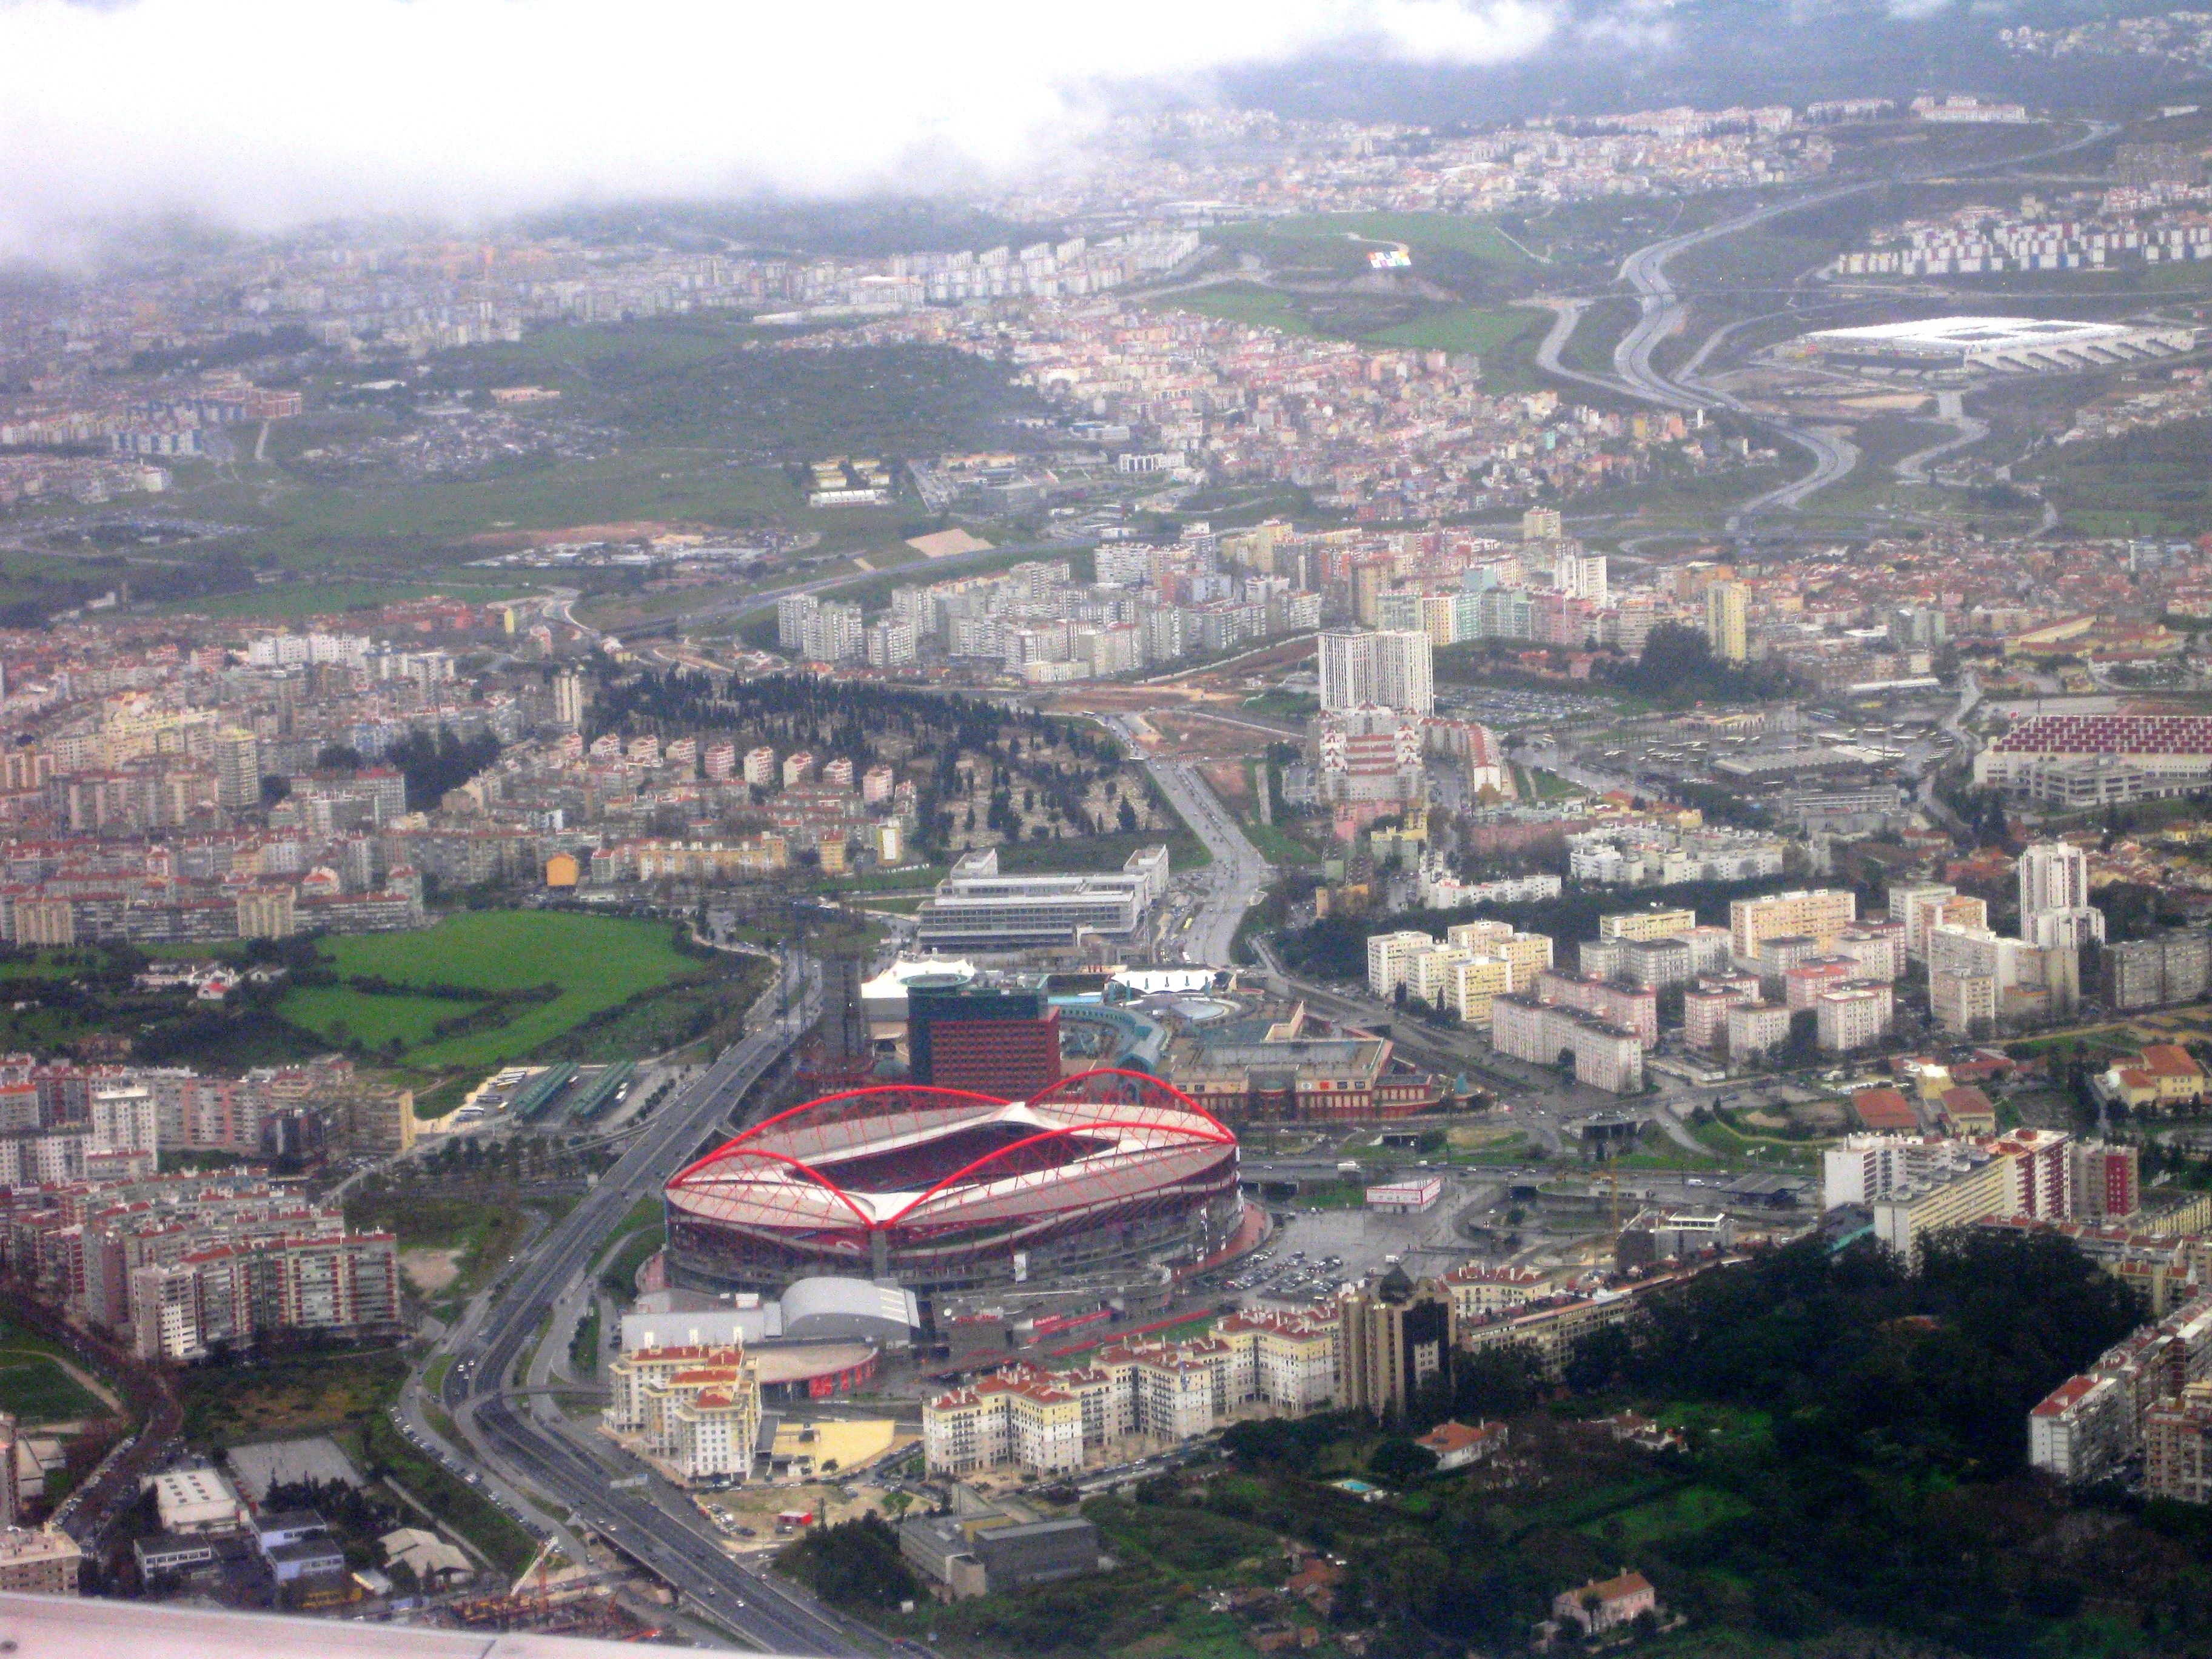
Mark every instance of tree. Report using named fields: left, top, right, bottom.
left=786, top=1515, right=920, bottom=1610
left=1367, top=1438, right=1439, bottom=1484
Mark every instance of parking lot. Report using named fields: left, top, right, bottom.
left=1232, top=1175, right=1504, bottom=1308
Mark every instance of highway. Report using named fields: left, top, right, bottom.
left=1107, top=719, right=1275, bottom=967
left=1553, top=120, right=2119, bottom=532
left=419, top=954, right=860, bottom=1655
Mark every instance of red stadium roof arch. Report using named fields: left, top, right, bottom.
left=663, top=1072, right=1239, bottom=1280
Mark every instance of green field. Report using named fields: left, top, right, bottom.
left=0, top=1352, right=102, bottom=1423
left=278, top=911, right=700, bottom=1073
left=1364, top=305, right=1544, bottom=356
left=1208, top=212, right=1543, bottom=275
left=1153, top=283, right=1322, bottom=336
left=84, top=316, right=1055, bottom=598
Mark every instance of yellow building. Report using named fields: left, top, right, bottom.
left=1599, top=907, right=1698, bottom=943
left=1704, top=581, right=1749, bottom=663
left=545, top=853, right=580, bottom=888
left=1446, top=955, right=1515, bottom=1027
left=1729, top=888, right=1856, bottom=961
left=1446, top=920, right=1553, bottom=990
left=235, top=885, right=297, bottom=940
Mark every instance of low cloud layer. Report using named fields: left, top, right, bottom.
left=0, top=0, right=1575, bottom=251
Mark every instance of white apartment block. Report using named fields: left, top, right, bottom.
left=1815, top=984, right=1893, bottom=1053
left=1725, top=1000, right=1791, bottom=1061
left=603, top=1343, right=763, bottom=1486
left=1367, top=930, right=1440, bottom=999
left=1490, top=994, right=1644, bottom=1093
left=920, top=1312, right=1338, bottom=1477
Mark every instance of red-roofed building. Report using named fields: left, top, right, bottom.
left=1415, top=1418, right=1509, bottom=1471
left=1851, top=1086, right=1919, bottom=1132
left=1553, top=1570, right=1658, bottom=1635
left=1940, top=1085, right=1998, bottom=1135
left=2100, top=1044, right=2208, bottom=1112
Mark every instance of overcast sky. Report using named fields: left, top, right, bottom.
left=0, top=0, right=1646, bottom=253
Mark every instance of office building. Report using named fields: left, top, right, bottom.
left=1976, top=713, right=2212, bottom=804
left=908, top=979, right=1064, bottom=1101
left=914, top=846, right=1167, bottom=953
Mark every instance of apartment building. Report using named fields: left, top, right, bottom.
left=1868, top=1129, right=2074, bottom=1258
left=1598, top=907, right=1698, bottom=943
left=2106, top=931, right=2212, bottom=1010
left=1684, top=974, right=1762, bottom=1052
left=1458, top=1288, right=1637, bottom=1379
left=1815, top=984, right=1894, bottom=1054
left=1492, top=994, right=1646, bottom=1094
left=0, top=1526, right=81, bottom=1595
left=2032, top=1295, right=2212, bottom=1488
left=1889, top=883, right=1985, bottom=959
left=1729, top=888, right=1856, bottom=962
left=1438, top=1264, right=1556, bottom=1319
left=1446, top=920, right=1553, bottom=988
left=1725, top=1000, right=1792, bottom=1062
left=1534, top=969, right=1658, bottom=1049
left=921, top=1310, right=1339, bottom=1476
left=603, top=1342, right=763, bottom=1486
left=124, top=1227, right=401, bottom=1361
left=2146, top=1386, right=2212, bottom=1503
left=1339, top=1272, right=1455, bottom=1419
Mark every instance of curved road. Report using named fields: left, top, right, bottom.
left=423, top=956, right=860, bottom=1655
left=1550, top=120, right=2117, bottom=529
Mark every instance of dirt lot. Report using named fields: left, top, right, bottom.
left=400, top=1247, right=463, bottom=1295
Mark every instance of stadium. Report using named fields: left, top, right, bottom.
left=664, top=1069, right=1243, bottom=1294
left=1790, top=315, right=2197, bottom=375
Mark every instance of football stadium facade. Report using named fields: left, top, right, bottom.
left=665, top=1069, right=1242, bottom=1294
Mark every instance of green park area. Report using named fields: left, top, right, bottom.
left=38, top=314, right=1055, bottom=617
left=1144, top=213, right=1557, bottom=387
left=277, top=910, right=726, bottom=1085
left=788, top=1233, right=2196, bottom=1658
left=0, top=1320, right=109, bottom=1424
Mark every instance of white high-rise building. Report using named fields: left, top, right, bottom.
left=776, top=593, right=820, bottom=653
left=552, top=672, right=586, bottom=729
left=2019, top=841, right=2105, bottom=951
left=1373, top=630, right=1434, bottom=715
left=1318, top=629, right=1374, bottom=712
left=1556, top=553, right=1607, bottom=605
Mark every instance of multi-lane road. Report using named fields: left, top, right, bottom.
left=1109, top=723, right=1275, bottom=966
left=1543, top=120, right=2119, bottom=534
left=415, top=956, right=862, bottom=1654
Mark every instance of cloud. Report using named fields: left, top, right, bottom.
left=0, top=0, right=1567, bottom=252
